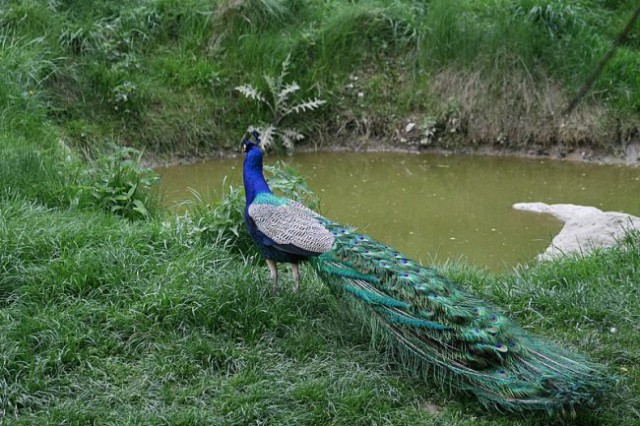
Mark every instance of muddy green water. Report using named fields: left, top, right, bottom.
left=156, top=153, right=640, bottom=272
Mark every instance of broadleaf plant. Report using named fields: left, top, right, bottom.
left=235, top=54, right=326, bottom=152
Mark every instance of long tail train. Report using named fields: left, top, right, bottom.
left=310, top=217, right=608, bottom=413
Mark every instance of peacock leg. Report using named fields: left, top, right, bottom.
left=291, top=262, right=300, bottom=292
left=266, top=259, right=278, bottom=293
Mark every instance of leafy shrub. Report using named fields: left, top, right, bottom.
left=78, top=145, right=159, bottom=220
left=264, top=161, right=320, bottom=210
left=190, top=181, right=254, bottom=257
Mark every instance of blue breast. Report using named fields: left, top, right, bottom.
left=243, top=142, right=313, bottom=263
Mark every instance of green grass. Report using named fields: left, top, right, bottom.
left=0, top=197, right=432, bottom=425
left=1, top=144, right=640, bottom=423
left=1, top=0, right=639, bottom=155
left=1, top=0, right=639, bottom=423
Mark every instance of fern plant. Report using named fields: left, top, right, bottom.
left=235, top=55, right=326, bottom=152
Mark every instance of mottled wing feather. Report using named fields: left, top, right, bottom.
left=286, top=200, right=320, bottom=217
left=248, top=201, right=335, bottom=254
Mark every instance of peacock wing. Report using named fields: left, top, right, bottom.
left=248, top=196, right=335, bottom=255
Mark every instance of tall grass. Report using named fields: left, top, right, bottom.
left=1, top=165, right=639, bottom=423
left=2, top=0, right=637, bottom=155
left=0, top=32, right=60, bottom=139
left=415, top=0, right=599, bottom=82
left=0, top=177, right=434, bottom=425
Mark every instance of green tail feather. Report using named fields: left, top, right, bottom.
left=310, top=219, right=609, bottom=413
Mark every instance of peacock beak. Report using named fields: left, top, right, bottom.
left=240, top=139, right=249, bottom=153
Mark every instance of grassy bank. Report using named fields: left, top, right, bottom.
left=1, top=0, right=640, bottom=424
left=1, top=140, right=640, bottom=424
left=1, top=0, right=639, bottom=156
left=1, top=106, right=640, bottom=424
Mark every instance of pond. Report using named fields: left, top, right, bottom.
left=156, top=152, right=640, bottom=272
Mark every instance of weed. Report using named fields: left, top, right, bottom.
left=77, top=145, right=159, bottom=220
left=235, top=55, right=326, bottom=153
left=190, top=181, right=255, bottom=256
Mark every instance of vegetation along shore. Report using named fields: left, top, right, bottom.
left=1, top=0, right=639, bottom=424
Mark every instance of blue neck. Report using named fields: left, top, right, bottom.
left=243, top=147, right=272, bottom=206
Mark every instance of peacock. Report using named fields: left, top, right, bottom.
left=240, top=131, right=608, bottom=414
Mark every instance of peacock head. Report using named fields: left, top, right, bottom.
left=240, top=130, right=263, bottom=155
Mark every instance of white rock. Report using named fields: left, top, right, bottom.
left=405, top=122, right=416, bottom=133
left=512, top=202, right=640, bottom=260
